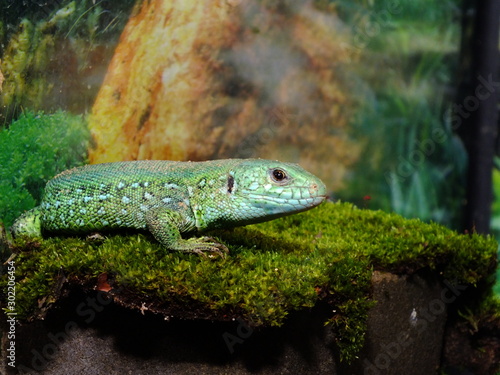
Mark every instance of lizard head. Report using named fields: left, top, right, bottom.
left=221, top=159, right=328, bottom=225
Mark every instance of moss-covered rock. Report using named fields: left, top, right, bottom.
left=1, top=201, right=497, bottom=361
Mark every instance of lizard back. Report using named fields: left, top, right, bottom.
left=40, top=160, right=241, bottom=233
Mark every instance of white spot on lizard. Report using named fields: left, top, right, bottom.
left=164, top=183, right=179, bottom=190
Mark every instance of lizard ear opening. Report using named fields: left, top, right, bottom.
left=227, top=175, right=235, bottom=194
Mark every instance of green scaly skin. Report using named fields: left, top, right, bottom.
left=11, top=159, right=327, bottom=256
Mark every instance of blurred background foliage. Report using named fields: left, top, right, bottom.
left=0, top=111, right=90, bottom=228
left=0, top=0, right=137, bottom=124
left=333, top=0, right=466, bottom=227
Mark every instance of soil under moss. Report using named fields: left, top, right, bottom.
left=1, top=201, right=498, bottom=362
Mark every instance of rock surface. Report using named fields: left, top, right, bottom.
left=4, top=270, right=449, bottom=374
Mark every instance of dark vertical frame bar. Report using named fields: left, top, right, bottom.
left=463, top=0, right=500, bottom=233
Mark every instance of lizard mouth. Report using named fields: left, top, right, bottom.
left=244, top=192, right=327, bottom=211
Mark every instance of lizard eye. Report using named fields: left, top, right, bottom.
left=270, top=168, right=288, bottom=183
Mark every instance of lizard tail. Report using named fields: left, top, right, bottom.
left=11, top=207, right=42, bottom=238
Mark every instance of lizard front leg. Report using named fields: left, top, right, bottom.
left=145, top=208, right=228, bottom=256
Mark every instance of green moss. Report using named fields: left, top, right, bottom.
left=457, top=291, right=500, bottom=330
left=0, top=110, right=90, bottom=228
left=2, top=201, right=497, bottom=362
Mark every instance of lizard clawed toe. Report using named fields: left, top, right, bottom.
left=182, top=236, right=229, bottom=257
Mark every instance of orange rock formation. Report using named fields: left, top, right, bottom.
left=88, top=0, right=358, bottom=189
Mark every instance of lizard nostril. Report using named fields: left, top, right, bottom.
left=309, top=183, right=319, bottom=197
left=309, top=180, right=327, bottom=199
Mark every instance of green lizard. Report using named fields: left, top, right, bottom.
left=11, top=159, right=327, bottom=255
